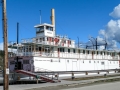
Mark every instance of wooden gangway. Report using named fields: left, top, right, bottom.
left=15, top=70, right=60, bottom=83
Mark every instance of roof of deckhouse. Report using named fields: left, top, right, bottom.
left=34, top=23, right=54, bottom=28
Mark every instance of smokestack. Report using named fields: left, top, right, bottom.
left=51, top=8, right=55, bottom=26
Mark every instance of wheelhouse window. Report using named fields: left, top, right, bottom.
left=36, top=26, right=44, bottom=33
left=46, top=26, right=53, bottom=31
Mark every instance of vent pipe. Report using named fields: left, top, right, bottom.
left=51, top=8, right=55, bottom=26
left=51, top=8, right=55, bottom=36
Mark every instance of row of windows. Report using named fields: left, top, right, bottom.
left=58, top=48, right=118, bottom=56
left=82, top=61, right=118, bottom=64
left=66, top=60, right=118, bottom=64
left=49, top=59, right=118, bottom=64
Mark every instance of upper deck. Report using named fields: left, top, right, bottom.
left=8, top=9, right=120, bottom=60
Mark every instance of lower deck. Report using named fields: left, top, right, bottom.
left=9, top=56, right=120, bottom=72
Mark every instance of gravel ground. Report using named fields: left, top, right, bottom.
left=26, top=77, right=120, bottom=90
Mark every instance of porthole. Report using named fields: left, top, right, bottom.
left=67, top=60, right=69, bottom=63
left=51, top=59, right=53, bottom=62
left=83, top=61, right=84, bottom=63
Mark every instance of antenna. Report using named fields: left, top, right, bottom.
left=39, top=10, right=41, bottom=24
left=17, top=22, right=19, bottom=44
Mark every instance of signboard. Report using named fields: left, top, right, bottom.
left=6, top=68, right=9, bottom=74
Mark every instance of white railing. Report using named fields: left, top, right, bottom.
left=21, top=39, right=75, bottom=48
left=14, top=51, right=120, bottom=60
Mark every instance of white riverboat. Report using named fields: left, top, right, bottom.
left=8, top=9, right=120, bottom=73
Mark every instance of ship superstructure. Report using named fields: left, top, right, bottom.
left=8, top=9, right=120, bottom=73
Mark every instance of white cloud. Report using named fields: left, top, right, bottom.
left=98, top=19, right=120, bottom=49
left=99, top=19, right=120, bottom=42
left=109, top=4, right=120, bottom=18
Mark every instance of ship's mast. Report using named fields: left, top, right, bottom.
left=2, top=0, right=9, bottom=90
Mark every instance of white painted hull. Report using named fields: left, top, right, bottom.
left=33, top=57, right=119, bottom=72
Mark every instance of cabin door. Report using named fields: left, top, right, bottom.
left=18, top=61, right=22, bottom=70
left=72, top=61, right=78, bottom=71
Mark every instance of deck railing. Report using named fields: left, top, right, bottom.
left=13, top=52, right=119, bottom=60
left=21, top=39, right=75, bottom=48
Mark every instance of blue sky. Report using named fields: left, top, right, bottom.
left=0, top=0, right=120, bottom=49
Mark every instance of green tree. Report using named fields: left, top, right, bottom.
left=0, top=50, right=4, bottom=70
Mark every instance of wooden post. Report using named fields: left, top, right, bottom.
left=86, top=72, right=88, bottom=75
left=2, top=0, right=9, bottom=90
left=36, top=79, right=38, bottom=84
left=71, top=72, right=74, bottom=80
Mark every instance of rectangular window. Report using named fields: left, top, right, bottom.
left=23, top=60, right=29, bottom=64
left=69, top=41, right=71, bottom=44
left=60, top=48, right=64, bottom=52
left=83, top=50, right=85, bottom=54
left=52, top=38, right=54, bottom=42
left=64, top=40, right=66, bottom=44
left=43, top=37, right=45, bottom=41
left=97, top=51, right=99, bottom=55
left=104, top=52, right=105, bottom=55
left=60, top=48, right=62, bottom=52
left=10, top=61, right=15, bottom=65
left=47, top=37, right=48, bottom=41
left=73, top=49, right=75, bottom=53
left=112, top=53, right=115, bottom=56
left=89, top=61, right=91, bottom=63
left=87, top=50, right=89, bottom=54
left=68, top=49, right=70, bottom=53
left=101, top=62, right=104, bottom=65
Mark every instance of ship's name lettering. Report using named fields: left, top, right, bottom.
left=47, top=32, right=52, bottom=34
left=35, top=59, right=50, bottom=61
